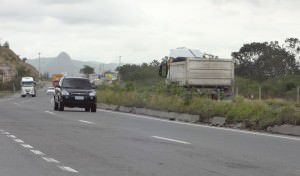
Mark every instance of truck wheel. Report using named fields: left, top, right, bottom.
left=21, top=95, right=26, bottom=98
left=54, top=101, right=58, bottom=111
left=85, top=107, right=90, bottom=112
left=58, top=102, right=64, bottom=111
left=32, top=94, right=36, bottom=97
left=91, top=104, right=97, bottom=112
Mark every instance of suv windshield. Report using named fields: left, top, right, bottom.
left=62, top=78, right=92, bottom=90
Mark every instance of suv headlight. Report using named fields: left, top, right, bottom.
left=62, top=90, right=70, bottom=96
left=89, top=91, right=96, bottom=96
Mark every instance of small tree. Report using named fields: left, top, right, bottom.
left=80, top=65, right=94, bottom=77
left=3, top=41, right=9, bottom=49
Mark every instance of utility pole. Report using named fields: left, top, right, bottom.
left=119, top=56, right=121, bottom=67
left=38, top=52, right=41, bottom=79
left=118, top=56, right=122, bottom=81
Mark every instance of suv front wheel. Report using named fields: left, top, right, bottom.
left=54, top=101, right=58, bottom=111
left=58, top=101, right=64, bottom=111
left=91, top=104, right=97, bottom=112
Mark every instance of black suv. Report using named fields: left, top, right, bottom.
left=54, top=77, right=97, bottom=112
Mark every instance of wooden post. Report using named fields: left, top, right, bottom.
left=259, top=86, right=261, bottom=101
left=297, top=86, right=299, bottom=102
left=217, top=89, right=220, bottom=102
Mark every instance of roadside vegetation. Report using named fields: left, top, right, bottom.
left=97, top=83, right=300, bottom=129
left=0, top=91, right=13, bottom=98
left=97, top=38, right=300, bottom=129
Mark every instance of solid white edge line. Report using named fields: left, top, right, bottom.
left=21, top=144, right=34, bottom=149
left=78, top=120, right=95, bottom=124
left=4, top=132, right=10, bottom=135
left=30, top=150, right=45, bottom=155
left=14, top=139, right=24, bottom=143
left=152, top=136, right=191, bottom=144
left=58, top=166, right=79, bottom=173
left=42, top=157, right=60, bottom=163
left=98, top=109, right=300, bottom=142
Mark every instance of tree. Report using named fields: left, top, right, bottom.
left=80, top=65, right=94, bottom=76
left=117, top=60, right=163, bottom=84
left=3, top=41, right=9, bottom=49
left=22, top=57, right=28, bottom=63
left=232, top=41, right=297, bottom=82
left=285, top=38, right=300, bottom=61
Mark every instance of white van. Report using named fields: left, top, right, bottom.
left=21, top=77, right=36, bottom=97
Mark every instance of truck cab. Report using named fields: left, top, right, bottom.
left=21, top=77, right=36, bottom=97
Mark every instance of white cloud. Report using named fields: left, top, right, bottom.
left=0, top=0, right=299, bottom=63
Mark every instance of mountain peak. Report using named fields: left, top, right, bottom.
left=57, top=52, right=71, bottom=60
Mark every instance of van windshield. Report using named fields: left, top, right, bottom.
left=62, top=78, right=92, bottom=90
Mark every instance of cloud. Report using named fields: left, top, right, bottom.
left=0, top=0, right=299, bottom=63
left=0, top=0, right=145, bottom=25
left=41, top=0, right=91, bottom=5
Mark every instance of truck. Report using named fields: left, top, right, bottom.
left=51, top=74, right=64, bottom=87
left=159, top=47, right=234, bottom=98
left=21, top=77, right=36, bottom=97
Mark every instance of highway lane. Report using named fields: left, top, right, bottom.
left=0, top=90, right=299, bottom=176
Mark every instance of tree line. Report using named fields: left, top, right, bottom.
left=233, top=38, right=300, bottom=82
left=116, top=37, right=300, bottom=85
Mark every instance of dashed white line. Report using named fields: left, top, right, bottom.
left=152, top=136, right=191, bottom=145
left=7, top=135, right=16, bottom=138
left=3, top=131, right=79, bottom=173
left=58, top=166, right=79, bottom=173
left=45, top=110, right=55, bottom=115
left=14, top=139, right=24, bottom=143
left=42, top=157, right=60, bottom=163
left=78, top=120, right=95, bottom=124
left=21, top=144, right=34, bottom=149
left=98, top=109, right=300, bottom=142
left=30, top=150, right=45, bottom=156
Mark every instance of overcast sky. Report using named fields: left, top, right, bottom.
left=0, top=0, right=299, bottom=63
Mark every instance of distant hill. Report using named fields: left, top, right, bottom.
left=27, top=52, right=119, bottom=75
left=0, top=47, right=38, bottom=78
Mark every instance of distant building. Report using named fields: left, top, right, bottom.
left=0, top=64, right=15, bottom=82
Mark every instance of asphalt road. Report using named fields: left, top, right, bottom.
left=0, top=89, right=299, bottom=176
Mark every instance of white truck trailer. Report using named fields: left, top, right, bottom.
left=160, top=48, right=234, bottom=97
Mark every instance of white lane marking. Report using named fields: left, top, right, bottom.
left=4, top=132, right=10, bottom=135
left=98, top=109, right=300, bottom=142
left=58, top=166, right=79, bottom=173
left=30, top=150, right=45, bottom=155
left=42, top=157, right=60, bottom=163
left=14, top=103, right=20, bottom=106
left=45, top=111, right=55, bottom=115
left=7, top=135, right=16, bottom=138
left=78, top=120, right=95, bottom=124
left=14, top=139, right=24, bottom=143
left=152, top=136, right=191, bottom=145
left=21, top=144, right=34, bottom=149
